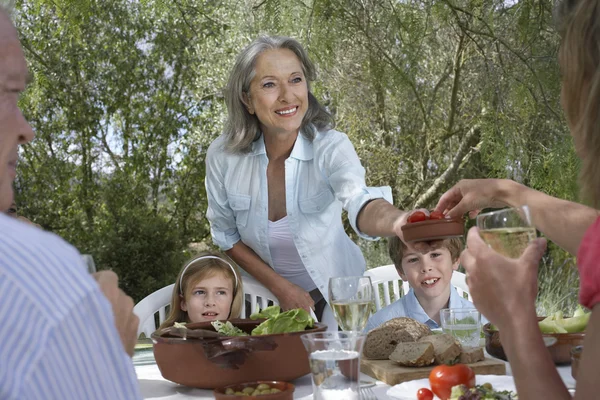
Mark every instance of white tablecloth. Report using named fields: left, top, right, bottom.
left=135, top=357, right=574, bottom=400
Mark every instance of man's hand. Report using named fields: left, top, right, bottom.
left=94, top=270, right=139, bottom=357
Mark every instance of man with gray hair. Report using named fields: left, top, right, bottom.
left=0, top=6, right=141, bottom=399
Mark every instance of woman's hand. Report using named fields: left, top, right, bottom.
left=460, top=227, right=546, bottom=330
left=435, top=179, right=514, bottom=219
left=273, top=280, right=315, bottom=313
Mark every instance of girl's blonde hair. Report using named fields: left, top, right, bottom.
left=556, top=0, right=600, bottom=206
left=159, top=251, right=244, bottom=330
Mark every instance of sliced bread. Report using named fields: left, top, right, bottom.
left=459, top=346, right=485, bottom=364
left=389, top=342, right=435, bottom=367
left=363, top=317, right=431, bottom=359
left=418, top=333, right=462, bottom=364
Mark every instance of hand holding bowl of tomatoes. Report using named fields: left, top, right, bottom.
left=401, top=210, right=465, bottom=243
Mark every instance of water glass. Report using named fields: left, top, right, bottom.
left=328, top=276, right=374, bottom=331
left=440, top=308, right=481, bottom=348
left=301, top=332, right=366, bottom=400
left=476, top=205, right=535, bottom=258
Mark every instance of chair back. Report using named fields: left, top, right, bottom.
left=134, top=283, right=174, bottom=337
left=364, top=265, right=472, bottom=311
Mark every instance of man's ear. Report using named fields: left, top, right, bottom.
left=242, top=92, right=254, bottom=114
left=179, top=295, right=187, bottom=312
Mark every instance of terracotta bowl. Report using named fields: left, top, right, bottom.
left=401, top=218, right=464, bottom=242
left=483, top=320, right=585, bottom=365
left=214, top=380, right=294, bottom=400
left=151, top=319, right=327, bottom=389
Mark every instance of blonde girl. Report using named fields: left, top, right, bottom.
left=159, top=252, right=244, bottom=329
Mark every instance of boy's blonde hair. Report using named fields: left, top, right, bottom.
left=388, top=236, right=463, bottom=274
left=556, top=0, right=600, bottom=207
left=158, top=251, right=244, bottom=331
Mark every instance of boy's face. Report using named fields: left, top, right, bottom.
left=397, top=243, right=459, bottom=301
left=180, top=272, right=234, bottom=323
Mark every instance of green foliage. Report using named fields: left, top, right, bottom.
left=13, top=0, right=579, bottom=304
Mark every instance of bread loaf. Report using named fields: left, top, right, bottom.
left=363, top=317, right=431, bottom=359
left=389, top=342, right=435, bottom=367
left=418, top=333, right=462, bottom=364
left=459, top=346, right=485, bottom=364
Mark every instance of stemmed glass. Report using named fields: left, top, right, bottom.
left=476, top=205, right=536, bottom=259
left=328, top=276, right=375, bottom=332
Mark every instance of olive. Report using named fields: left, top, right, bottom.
left=225, top=388, right=235, bottom=395
left=256, top=383, right=271, bottom=390
left=270, top=388, right=282, bottom=394
left=482, top=382, right=493, bottom=391
left=242, top=387, right=255, bottom=394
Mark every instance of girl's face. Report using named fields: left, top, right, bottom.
left=181, top=272, right=234, bottom=323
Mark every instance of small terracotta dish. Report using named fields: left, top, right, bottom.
left=571, top=345, right=582, bottom=380
left=214, top=380, right=294, bottom=400
left=483, top=320, right=585, bottom=365
left=152, top=319, right=327, bottom=389
left=401, top=217, right=464, bottom=242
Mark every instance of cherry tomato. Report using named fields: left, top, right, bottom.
left=429, top=364, right=475, bottom=400
left=429, top=211, right=444, bottom=220
left=417, top=387, right=434, bottom=400
left=407, top=211, right=427, bottom=223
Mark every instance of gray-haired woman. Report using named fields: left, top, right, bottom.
left=205, top=35, right=412, bottom=320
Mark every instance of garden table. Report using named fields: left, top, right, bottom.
left=134, top=348, right=575, bottom=399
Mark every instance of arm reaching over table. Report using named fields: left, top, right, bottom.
left=435, top=178, right=598, bottom=255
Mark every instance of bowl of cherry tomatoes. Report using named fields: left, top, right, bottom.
left=401, top=210, right=465, bottom=243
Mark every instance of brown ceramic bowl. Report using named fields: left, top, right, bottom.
left=214, top=380, right=294, bottom=400
left=152, top=319, right=327, bottom=389
left=483, top=319, right=585, bottom=365
left=401, top=217, right=464, bottom=242
left=571, top=345, right=582, bottom=380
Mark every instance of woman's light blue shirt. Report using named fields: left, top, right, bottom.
left=205, top=128, right=392, bottom=298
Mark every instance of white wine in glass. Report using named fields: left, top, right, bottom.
left=477, top=205, right=536, bottom=258
left=328, top=276, right=374, bottom=331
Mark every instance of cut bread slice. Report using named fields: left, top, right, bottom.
left=363, top=317, right=431, bottom=360
left=389, top=342, right=435, bottom=367
left=418, top=333, right=462, bottom=364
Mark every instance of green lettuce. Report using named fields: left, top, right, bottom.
left=211, top=320, right=249, bottom=336
left=250, top=306, right=314, bottom=335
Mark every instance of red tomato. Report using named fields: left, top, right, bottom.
left=407, top=211, right=427, bottom=223
left=417, top=388, right=434, bottom=400
left=429, top=364, right=475, bottom=400
left=429, top=211, right=444, bottom=220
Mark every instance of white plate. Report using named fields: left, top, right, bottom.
left=387, top=374, right=516, bottom=400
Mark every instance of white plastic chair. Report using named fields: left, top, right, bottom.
left=364, top=265, right=472, bottom=311
left=134, top=283, right=174, bottom=337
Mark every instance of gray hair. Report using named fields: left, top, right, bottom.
left=223, top=35, right=334, bottom=153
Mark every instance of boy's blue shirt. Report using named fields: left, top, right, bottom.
left=365, top=285, right=488, bottom=331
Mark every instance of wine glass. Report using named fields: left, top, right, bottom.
left=476, top=205, right=536, bottom=258
left=328, top=276, right=375, bottom=332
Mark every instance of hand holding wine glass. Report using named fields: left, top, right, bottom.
left=476, top=205, right=536, bottom=258
left=328, top=276, right=374, bottom=332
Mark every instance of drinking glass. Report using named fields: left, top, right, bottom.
left=476, top=205, right=536, bottom=258
left=328, top=276, right=374, bottom=331
left=440, top=308, right=481, bottom=348
left=82, top=254, right=96, bottom=274
left=301, top=331, right=366, bottom=400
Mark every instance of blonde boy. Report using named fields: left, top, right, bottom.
left=365, top=236, right=486, bottom=331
